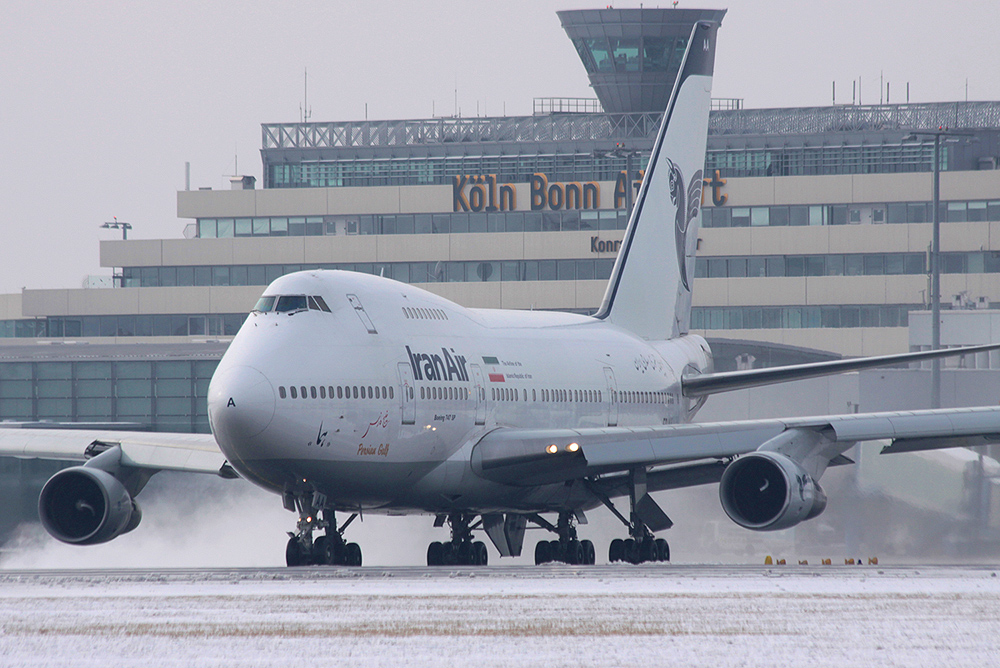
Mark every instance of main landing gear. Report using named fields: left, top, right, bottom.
left=590, top=468, right=672, bottom=565
left=284, top=490, right=363, bottom=567
left=426, top=513, right=490, bottom=566
left=532, top=511, right=596, bottom=565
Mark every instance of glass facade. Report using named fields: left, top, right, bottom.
left=269, top=152, right=649, bottom=189
left=705, top=142, right=938, bottom=178
left=691, top=304, right=919, bottom=331
left=118, top=248, right=1000, bottom=291
left=0, top=359, right=219, bottom=433
left=196, top=209, right=630, bottom=239
left=702, top=199, right=1000, bottom=228
left=0, top=314, right=247, bottom=339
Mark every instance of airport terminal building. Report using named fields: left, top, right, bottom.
left=3, top=8, right=1000, bottom=552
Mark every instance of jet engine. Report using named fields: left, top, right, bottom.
left=718, top=451, right=826, bottom=531
left=38, top=466, right=142, bottom=545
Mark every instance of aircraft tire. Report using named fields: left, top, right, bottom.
left=312, top=535, right=330, bottom=565
left=640, top=539, right=656, bottom=563
left=624, top=539, right=638, bottom=564
left=427, top=541, right=444, bottom=566
left=608, top=538, right=624, bottom=563
left=286, top=536, right=306, bottom=567
left=534, top=540, right=550, bottom=565
left=655, top=538, right=670, bottom=562
left=473, top=541, right=489, bottom=566
left=581, top=539, right=596, bottom=565
left=567, top=540, right=583, bottom=565
left=346, top=542, right=362, bottom=566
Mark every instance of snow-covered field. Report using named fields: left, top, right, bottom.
left=1, top=565, right=998, bottom=667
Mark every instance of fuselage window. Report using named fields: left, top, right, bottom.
left=361, top=386, right=367, bottom=399
left=278, top=386, right=286, bottom=399
left=290, top=386, right=298, bottom=399
left=301, top=386, right=307, bottom=399
left=311, top=386, right=317, bottom=399
left=328, top=386, right=334, bottom=398
left=276, top=295, right=308, bottom=313
left=421, top=387, right=426, bottom=400
left=532, top=389, right=536, bottom=402
left=353, top=386, right=358, bottom=399
left=337, top=386, right=343, bottom=399
left=368, top=386, right=373, bottom=398
left=320, top=386, right=326, bottom=399
left=389, top=387, right=394, bottom=399
left=522, top=389, right=527, bottom=402
left=253, top=296, right=276, bottom=312
left=375, top=386, right=381, bottom=399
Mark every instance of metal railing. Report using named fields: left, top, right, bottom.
left=262, top=101, right=1000, bottom=151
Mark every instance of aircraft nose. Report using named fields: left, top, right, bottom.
left=208, top=365, right=276, bottom=443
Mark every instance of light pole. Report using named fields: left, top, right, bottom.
left=101, top=217, right=132, bottom=240
left=904, top=129, right=973, bottom=408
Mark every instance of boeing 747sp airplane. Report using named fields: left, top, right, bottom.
left=4, top=21, right=1000, bottom=567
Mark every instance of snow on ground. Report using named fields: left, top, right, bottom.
left=1, top=566, right=998, bottom=667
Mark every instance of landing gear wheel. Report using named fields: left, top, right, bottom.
left=535, top=540, right=551, bottom=565
left=581, top=539, right=596, bottom=565
left=427, top=541, right=444, bottom=566
left=640, top=538, right=656, bottom=563
left=286, top=536, right=307, bottom=567
left=609, top=538, right=624, bottom=563
left=567, top=540, right=583, bottom=565
left=473, top=541, right=489, bottom=566
left=312, top=535, right=330, bottom=565
left=346, top=542, right=362, bottom=566
left=655, top=538, right=670, bottom=562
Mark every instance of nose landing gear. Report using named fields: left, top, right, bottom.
left=283, top=490, right=362, bottom=567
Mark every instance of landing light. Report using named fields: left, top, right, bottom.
left=546, top=444, right=559, bottom=455
left=567, top=442, right=580, bottom=453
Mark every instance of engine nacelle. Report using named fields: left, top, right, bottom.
left=719, top=451, right=827, bottom=531
left=38, top=467, right=142, bottom=545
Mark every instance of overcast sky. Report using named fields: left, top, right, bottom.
left=2, top=1, right=999, bottom=296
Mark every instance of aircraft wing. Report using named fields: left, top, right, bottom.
left=682, top=342, right=1000, bottom=397
left=0, top=427, right=233, bottom=477
left=471, top=405, right=1000, bottom=490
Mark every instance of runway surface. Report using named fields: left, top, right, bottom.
left=2, top=565, right=999, bottom=667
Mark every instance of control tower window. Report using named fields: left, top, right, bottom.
left=610, top=38, right=639, bottom=72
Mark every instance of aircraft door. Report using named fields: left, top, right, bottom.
left=469, top=364, right=486, bottom=425
left=603, top=367, right=619, bottom=427
left=397, top=362, right=416, bottom=425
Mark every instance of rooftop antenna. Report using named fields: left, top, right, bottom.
left=101, top=216, right=132, bottom=240
left=300, top=68, right=312, bottom=123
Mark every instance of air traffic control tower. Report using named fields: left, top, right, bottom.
left=558, top=7, right=727, bottom=114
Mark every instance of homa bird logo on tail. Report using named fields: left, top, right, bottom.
left=666, top=158, right=703, bottom=292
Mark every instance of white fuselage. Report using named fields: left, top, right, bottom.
left=207, top=270, right=713, bottom=515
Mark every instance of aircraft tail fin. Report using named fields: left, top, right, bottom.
left=595, top=21, right=718, bottom=340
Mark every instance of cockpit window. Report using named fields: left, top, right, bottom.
left=314, top=295, right=331, bottom=312
left=253, top=296, right=276, bottom=312
left=275, top=295, right=308, bottom=312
